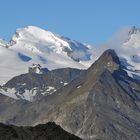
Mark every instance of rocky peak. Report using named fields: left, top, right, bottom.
left=128, top=26, right=140, bottom=35
left=29, top=64, right=48, bottom=74
left=98, top=49, right=120, bottom=64
left=89, top=49, right=120, bottom=74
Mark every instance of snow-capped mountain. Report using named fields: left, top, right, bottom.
left=9, top=26, right=91, bottom=62
left=0, top=26, right=92, bottom=84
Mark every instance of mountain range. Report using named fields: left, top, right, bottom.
left=0, top=26, right=140, bottom=140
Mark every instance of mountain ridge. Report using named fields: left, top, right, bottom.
left=0, top=122, right=82, bottom=140
left=0, top=49, right=140, bottom=139
left=0, top=67, right=83, bottom=101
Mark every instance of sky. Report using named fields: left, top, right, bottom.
left=0, top=0, right=140, bottom=45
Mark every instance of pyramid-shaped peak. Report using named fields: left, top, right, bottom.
left=88, top=49, right=120, bottom=74
left=98, top=49, right=120, bottom=65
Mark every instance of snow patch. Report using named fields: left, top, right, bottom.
left=77, top=86, right=81, bottom=89
left=42, top=86, right=56, bottom=95
left=63, top=82, right=68, bottom=86
left=0, top=87, right=18, bottom=100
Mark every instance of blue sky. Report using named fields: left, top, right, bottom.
left=0, top=0, right=140, bottom=44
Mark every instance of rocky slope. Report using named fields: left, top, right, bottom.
left=41, top=49, right=140, bottom=140
left=0, top=122, right=82, bottom=140
left=0, top=49, right=140, bottom=140
left=0, top=67, right=83, bottom=101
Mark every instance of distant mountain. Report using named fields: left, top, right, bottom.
left=120, top=26, right=140, bottom=80
left=0, top=49, right=140, bottom=140
left=0, top=122, right=82, bottom=140
left=0, top=26, right=92, bottom=84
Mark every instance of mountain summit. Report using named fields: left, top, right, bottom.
left=128, top=26, right=140, bottom=35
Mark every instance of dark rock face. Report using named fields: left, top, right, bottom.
left=5, top=68, right=82, bottom=90
left=0, top=122, right=82, bottom=140
left=0, top=49, right=140, bottom=140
